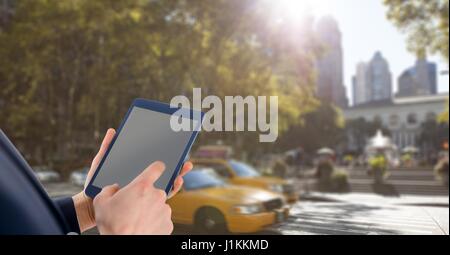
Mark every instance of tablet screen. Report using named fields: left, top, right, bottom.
left=92, top=106, right=198, bottom=191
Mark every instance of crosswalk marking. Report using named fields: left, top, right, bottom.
left=290, top=216, right=437, bottom=229
left=274, top=202, right=445, bottom=235
left=291, top=218, right=435, bottom=233
left=277, top=218, right=437, bottom=235
left=291, top=213, right=436, bottom=226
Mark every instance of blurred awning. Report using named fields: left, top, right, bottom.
left=317, top=147, right=335, bottom=155
left=194, top=145, right=233, bottom=159
left=402, top=146, right=419, bottom=154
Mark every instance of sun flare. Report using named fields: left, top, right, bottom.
left=268, top=0, right=332, bottom=24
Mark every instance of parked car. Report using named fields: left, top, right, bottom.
left=192, top=158, right=299, bottom=203
left=33, top=166, right=61, bottom=183
left=168, top=167, right=290, bottom=234
left=70, top=167, right=89, bottom=186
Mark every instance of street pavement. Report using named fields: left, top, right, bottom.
left=274, top=192, right=448, bottom=235
left=43, top=182, right=449, bottom=235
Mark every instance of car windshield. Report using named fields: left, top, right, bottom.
left=229, top=161, right=261, bottom=177
left=183, top=169, right=225, bottom=191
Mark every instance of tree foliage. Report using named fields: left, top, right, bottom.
left=278, top=102, right=345, bottom=154
left=344, top=117, right=391, bottom=154
left=439, top=100, right=449, bottom=124
left=419, top=118, right=449, bottom=151
left=384, top=0, right=449, bottom=61
left=0, top=0, right=320, bottom=166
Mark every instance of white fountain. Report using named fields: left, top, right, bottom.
left=365, top=130, right=400, bottom=168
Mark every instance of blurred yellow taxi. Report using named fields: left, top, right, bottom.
left=193, top=158, right=299, bottom=203
left=168, top=168, right=290, bottom=233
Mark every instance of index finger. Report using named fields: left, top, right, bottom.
left=179, top=161, right=193, bottom=177
left=128, top=161, right=166, bottom=189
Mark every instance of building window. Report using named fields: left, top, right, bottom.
left=374, top=115, right=382, bottom=124
left=407, top=113, right=418, bottom=125
left=426, top=112, right=437, bottom=122
left=389, top=114, right=399, bottom=127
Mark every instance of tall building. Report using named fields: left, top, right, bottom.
left=352, top=62, right=368, bottom=105
left=315, top=16, right=348, bottom=108
left=367, top=52, right=392, bottom=102
left=397, top=58, right=437, bottom=97
left=352, top=52, right=392, bottom=105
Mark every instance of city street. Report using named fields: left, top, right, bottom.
left=277, top=193, right=448, bottom=235
left=44, top=181, right=449, bottom=235
left=2, top=0, right=449, bottom=239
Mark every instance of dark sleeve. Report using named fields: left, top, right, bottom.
left=53, top=197, right=81, bottom=234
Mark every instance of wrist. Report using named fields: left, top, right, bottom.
left=72, top=192, right=96, bottom=233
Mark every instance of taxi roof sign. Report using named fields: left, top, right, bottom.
left=194, top=145, right=233, bottom=159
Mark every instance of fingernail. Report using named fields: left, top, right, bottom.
left=153, top=161, right=166, bottom=169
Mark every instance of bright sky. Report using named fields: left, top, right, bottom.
left=271, top=0, right=449, bottom=104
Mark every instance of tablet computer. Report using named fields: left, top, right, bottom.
left=85, top=99, right=204, bottom=198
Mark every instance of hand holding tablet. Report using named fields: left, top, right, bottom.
left=85, top=99, right=204, bottom=198
left=93, top=161, right=175, bottom=235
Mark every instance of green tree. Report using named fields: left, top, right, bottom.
left=278, top=102, right=345, bottom=154
left=0, top=0, right=320, bottom=167
left=345, top=117, right=391, bottom=154
left=384, top=0, right=449, bottom=61
left=418, top=118, right=449, bottom=152
left=439, top=100, right=449, bottom=124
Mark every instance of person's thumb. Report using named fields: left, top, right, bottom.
left=92, top=129, right=116, bottom=166
left=86, top=129, right=116, bottom=188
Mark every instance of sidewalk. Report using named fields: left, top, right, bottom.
left=277, top=192, right=449, bottom=235
left=45, top=182, right=449, bottom=235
